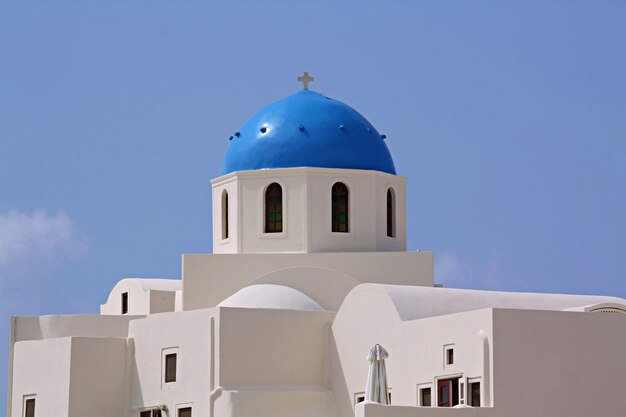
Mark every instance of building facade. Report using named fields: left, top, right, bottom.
left=7, top=79, right=626, bottom=417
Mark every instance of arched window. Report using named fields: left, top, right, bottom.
left=264, top=183, right=283, bottom=233
left=332, top=182, right=349, bottom=233
left=221, top=190, right=229, bottom=240
left=387, top=188, right=395, bottom=238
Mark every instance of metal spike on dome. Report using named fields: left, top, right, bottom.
left=298, top=124, right=305, bottom=131
left=367, top=127, right=372, bottom=133
left=381, top=134, right=387, bottom=139
left=339, top=124, right=346, bottom=131
left=235, top=132, right=241, bottom=137
left=229, top=136, right=233, bottom=141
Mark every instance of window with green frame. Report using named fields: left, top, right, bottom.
left=332, top=182, right=349, bottom=233
left=265, top=183, right=283, bottom=233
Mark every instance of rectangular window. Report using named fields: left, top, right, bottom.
left=122, top=292, right=129, bottom=314
left=444, top=344, right=454, bottom=366
left=140, top=411, right=162, bottom=417
left=419, top=387, right=431, bottom=407
left=24, top=398, right=35, bottom=417
left=469, top=381, right=481, bottom=406
left=178, top=407, right=192, bottom=417
left=165, top=353, right=177, bottom=383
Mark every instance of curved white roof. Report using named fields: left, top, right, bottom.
left=118, top=278, right=181, bottom=292
left=372, top=284, right=626, bottom=321
left=218, top=284, right=325, bottom=311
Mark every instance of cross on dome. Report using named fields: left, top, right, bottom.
left=297, top=71, right=315, bottom=90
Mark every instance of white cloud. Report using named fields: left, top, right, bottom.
left=0, top=210, right=86, bottom=268
left=435, top=250, right=500, bottom=289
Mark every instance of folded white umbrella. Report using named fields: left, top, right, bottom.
left=365, top=344, right=389, bottom=404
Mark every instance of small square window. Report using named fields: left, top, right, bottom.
left=444, top=344, right=455, bottom=366
left=165, top=353, right=177, bottom=383
left=121, top=292, right=129, bottom=314
left=24, top=398, right=35, bottom=417
left=178, top=407, right=192, bottom=417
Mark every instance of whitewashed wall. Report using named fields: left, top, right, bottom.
left=100, top=278, right=180, bottom=315
left=211, top=168, right=407, bottom=254
left=11, top=338, right=72, bottom=417
left=11, top=337, right=127, bottom=417
left=333, top=284, right=626, bottom=417
left=68, top=337, right=128, bottom=417
left=182, top=251, right=434, bottom=311
left=128, top=308, right=214, bottom=417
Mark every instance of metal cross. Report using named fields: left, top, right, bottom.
left=297, top=72, right=315, bottom=90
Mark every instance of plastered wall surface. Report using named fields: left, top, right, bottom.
left=100, top=278, right=180, bottom=315
left=332, top=284, right=494, bottom=417
left=218, top=307, right=333, bottom=388
left=11, top=337, right=72, bottom=417
left=182, top=251, right=434, bottom=311
left=335, top=296, right=626, bottom=417
left=68, top=337, right=127, bottom=417
left=128, top=308, right=214, bottom=416
left=211, top=168, right=407, bottom=254
left=492, top=308, right=626, bottom=417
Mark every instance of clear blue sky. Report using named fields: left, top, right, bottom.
left=1, top=0, right=625, bottom=409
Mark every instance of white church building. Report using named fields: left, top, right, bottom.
left=7, top=74, right=626, bottom=417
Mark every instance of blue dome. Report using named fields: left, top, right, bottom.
left=222, top=90, right=396, bottom=175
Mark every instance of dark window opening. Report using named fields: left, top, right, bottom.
left=140, top=410, right=162, bottom=417
left=420, top=388, right=431, bottom=407
left=25, top=398, right=35, bottom=417
left=178, top=407, right=192, bottom=417
left=386, top=188, right=395, bottom=237
left=331, top=182, right=349, bottom=233
left=264, top=183, right=283, bottom=233
left=222, top=191, right=229, bottom=240
left=121, top=292, right=129, bottom=315
left=165, top=353, right=177, bottom=383
left=469, top=382, right=481, bottom=406
left=446, top=348, right=454, bottom=365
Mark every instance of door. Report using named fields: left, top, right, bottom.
left=437, top=378, right=460, bottom=407
left=437, top=379, right=451, bottom=407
